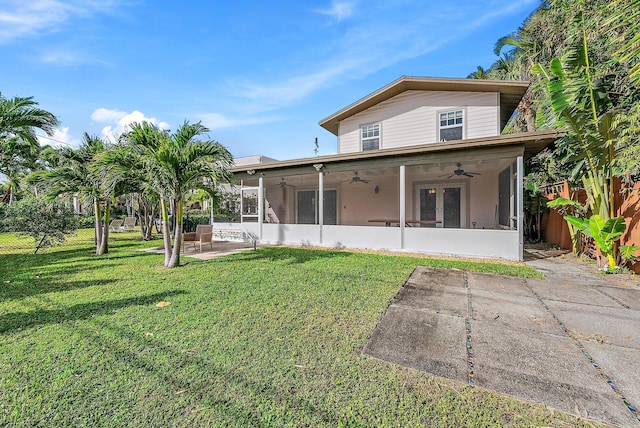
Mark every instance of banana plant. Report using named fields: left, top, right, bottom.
left=565, top=215, right=626, bottom=270
left=533, top=10, right=623, bottom=265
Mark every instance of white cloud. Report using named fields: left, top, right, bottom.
left=91, top=108, right=170, bottom=143
left=0, top=0, right=123, bottom=44
left=37, top=126, right=81, bottom=148
left=313, top=1, right=356, bottom=21
left=91, top=107, right=127, bottom=122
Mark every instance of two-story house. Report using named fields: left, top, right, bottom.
left=220, top=76, right=561, bottom=260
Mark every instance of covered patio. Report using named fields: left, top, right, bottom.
left=216, top=130, right=560, bottom=261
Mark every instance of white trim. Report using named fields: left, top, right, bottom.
left=437, top=107, right=466, bottom=142
left=517, top=156, right=524, bottom=261
left=360, top=122, right=381, bottom=151
left=258, top=177, right=264, bottom=239
left=400, top=165, right=406, bottom=248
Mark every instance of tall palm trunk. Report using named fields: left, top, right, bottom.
left=94, top=198, right=103, bottom=254
left=98, top=198, right=110, bottom=255
left=160, top=197, right=172, bottom=266
left=167, top=197, right=183, bottom=268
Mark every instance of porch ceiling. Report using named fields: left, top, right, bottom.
left=232, top=129, right=563, bottom=180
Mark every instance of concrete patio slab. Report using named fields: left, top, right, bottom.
left=363, top=305, right=467, bottom=383
left=394, top=284, right=467, bottom=316
left=467, top=272, right=531, bottom=296
left=527, top=277, right=621, bottom=307
left=472, top=322, right=632, bottom=427
left=407, top=266, right=466, bottom=289
left=596, top=286, right=640, bottom=311
left=545, top=299, right=640, bottom=349
left=143, top=241, right=257, bottom=260
left=470, top=290, right=563, bottom=335
left=363, top=263, right=640, bottom=427
left=581, top=341, right=640, bottom=416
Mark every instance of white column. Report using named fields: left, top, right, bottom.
left=318, top=172, right=324, bottom=226
left=318, top=171, right=324, bottom=244
left=258, top=176, right=264, bottom=240
left=400, top=165, right=406, bottom=249
left=517, top=156, right=524, bottom=261
left=240, top=181, right=244, bottom=224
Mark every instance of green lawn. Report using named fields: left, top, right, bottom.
left=0, top=234, right=596, bottom=427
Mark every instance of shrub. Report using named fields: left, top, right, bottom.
left=2, top=196, right=79, bottom=254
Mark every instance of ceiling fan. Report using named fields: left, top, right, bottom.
left=439, top=163, right=481, bottom=179
left=279, top=177, right=293, bottom=188
left=348, top=171, right=370, bottom=184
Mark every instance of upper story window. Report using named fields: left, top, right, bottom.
left=361, top=123, right=380, bottom=151
left=438, top=109, right=464, bottom=141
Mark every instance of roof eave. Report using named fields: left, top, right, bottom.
left=232, top=130, right=564, bottom=174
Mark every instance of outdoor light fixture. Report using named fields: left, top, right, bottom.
left=247, top=170, right=256, bottom=175
left=313, top=163, right=324, bottom=171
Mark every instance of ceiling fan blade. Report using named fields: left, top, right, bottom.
left=463, top=173, right=474, bottom=178
left=446, top=174, right=455, bottom=179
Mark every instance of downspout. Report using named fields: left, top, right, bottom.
left=400, top=165, right=406, bottom=249
left=318, top=170, right=324, bottom=245
left=517, top=156, right=524, bottom=261
left=258, top=176, right=264, bottom=241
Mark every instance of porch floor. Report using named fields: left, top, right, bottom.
left=363, top=256, right=640, bottom=427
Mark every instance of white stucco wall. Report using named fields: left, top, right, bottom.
left=219, top=221, right=521, bottom=260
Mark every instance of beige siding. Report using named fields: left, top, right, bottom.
left=338, top=91, right=499, bottom=154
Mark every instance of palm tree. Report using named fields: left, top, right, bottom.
left=97, top=127, right=163, bottom=241
left=0, top=93, right=59, bottom=203
left=467, top=66, right=489, bottom=79
left=121, top=121, right=233, bottom=268
left=30, top=134, right=112, bottom=255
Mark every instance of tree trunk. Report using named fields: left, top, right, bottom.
left=167, top=197, right=183, bottom=268
left=517, top=97, right=537, bottom=132
left=161, top=197, right=172, bottom=266
left=138, top=194, right=151, bottom=240
left=94, top=198, right=103, bottom=254
left=98, top=198, right=110, bottom=255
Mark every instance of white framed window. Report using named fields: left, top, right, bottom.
left=360, top=123, right=380, bottom=151
left=438, top=109, right=464, bottom=142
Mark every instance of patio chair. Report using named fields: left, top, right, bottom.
left=182, top=224, right=214, bottom=252
left=122, top=216, right=137, bottom=231
left=108, top=219, right=124, bottom=233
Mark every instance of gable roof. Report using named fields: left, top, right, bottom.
left=318, top=75, right=530, bottom=136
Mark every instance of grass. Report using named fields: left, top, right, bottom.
left=0, top=233, right=598, bottom=427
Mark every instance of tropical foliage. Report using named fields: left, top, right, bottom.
left=0, top=93, right=59, bottom=203
left=1, top=196, right=78, bottom=254
left=475, top=0, right=640, bottom=268
left=116, top=121, right=233, bottom=267
left=29, top=134, right=113, bottom=255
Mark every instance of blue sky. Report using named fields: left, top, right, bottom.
left=1, top=0, right=539, bottom=161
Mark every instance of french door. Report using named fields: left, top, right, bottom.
left=296, top=190, right=337, bottom=225
left=415, top=183, right=466, bottom=228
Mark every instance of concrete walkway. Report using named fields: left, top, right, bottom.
left=363, top=256, right=640, bottom=427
